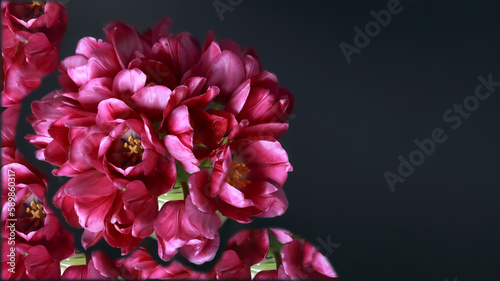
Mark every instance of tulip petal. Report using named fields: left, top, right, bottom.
left=24, top=246, right=60, bottom=279
left=113, top=68, right=147, bottom=97
left=131, top=85, right=171, bottom=121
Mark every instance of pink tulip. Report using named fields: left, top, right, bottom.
left=1, top=239, right=62, bottom=280
left=54, top=173, right=158, bottom=255
left=226, top=229, right=269, bottom=266
left=189, top=136, right=292, bottom=223
left=281, top=239, right=338, bottom=279
left=1, top=163, right=75, bottom=261
left=212, top=250, right=251, bottom=279
left=154, top=195, right=221, bottom=264
left=225, top=71, right=294, bottom=126
left=1, top=1, right=67, bottom=106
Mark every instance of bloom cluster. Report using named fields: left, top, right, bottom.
left=2, top=1, right=338, bottom=279
left=28, top=17, right=294, bottom=262
left=1, top=1, right=67, bottom=106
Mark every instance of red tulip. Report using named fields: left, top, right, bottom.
left=281, top=239, right=338, bottom=279
left=54, top=173, right=158, bottom=255
left=1, top=241, right=62, bottom=279
left=189, top=136, right=292, bottom=223
left=1, top=1, right=67, bottom=106
left=153, top=196, right=221, bottom=264
left=1, top=163, right=75, bottom=261
left=226, top=229, right=269, bottom=266
left=212, top=250, right=251, bottom=280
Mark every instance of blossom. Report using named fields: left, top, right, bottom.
left=1, top=1, right=67, bottom=106
left=212, top=250, right=251, bottom=279
left=226, top=228, right=269, bottom=267
left=1, top=161, right=75, bottom=280
left=153, top=196, right=221, bottom=264
left=54, top=173, right=159, bottom=255
left=224, top=71, right=294, bottom=126
left=281, top=239, right=338, bottom=279
left=189, top=136, right=292, bottom=223
left=225, top=228, right=291, bottom=279
left=2, top=1, right=67, bottom=46
left=1, top=242, right=62, bottom=280
left=1, top=163, right=75, bottom=260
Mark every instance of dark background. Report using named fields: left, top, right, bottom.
left=15, top=0, right=500, bottom=280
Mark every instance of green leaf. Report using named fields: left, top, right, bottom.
left=250, top=254, right=277, bottom=278
left=158, top=186, right=184, bottom=207
left=60, top=252, right=87, bottom=274
left=216, top=211, right=228, bottom=224
left=198, top=158, right=212, bottom=169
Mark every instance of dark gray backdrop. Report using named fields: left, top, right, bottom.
left=14, top=0, right=500, bottom=280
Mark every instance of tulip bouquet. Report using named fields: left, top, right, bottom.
left=1, top=1, right=338, bottom=279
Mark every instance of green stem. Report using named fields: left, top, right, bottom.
left=180, top=182, right=189, bottom=199
left=273, top=251, right=282, bottom=268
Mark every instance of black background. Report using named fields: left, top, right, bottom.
left=14, top=0, right=500, bottom=280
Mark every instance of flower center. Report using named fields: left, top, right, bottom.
left=123, top=136, right=144, bottom=163
left=25, top=200, right=46, bottom=228
left=226, top=162, right=251, bottom=188
left=27, top=1, right=45, bottom=18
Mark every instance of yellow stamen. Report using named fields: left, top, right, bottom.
left=123, top=136, right=144, bottom=163
left=226, top=162, right=251, bottom=188
left=26, top=200, right=46, bottom=228
left=29, top=1, right=45, bottom=16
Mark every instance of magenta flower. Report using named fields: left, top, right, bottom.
left=23, top=245, right=62, bottom=279
left=2, top=1, right=67, bottom=45
left=212, top=250, right=251, bottom=279
left=159, top=81, right=237, bottom=173
left=1, top=1, right=67, bottom=106
left=281, top=238, right=338, bottom=279
left=226, top=229, right=269, bottom=267
left=225, top=71, right=294, bottom=126
left=224, top=228, right=292, bottom=279
left=1, top=242, right=62, bottom=280
left=189, top=136, right=292, bottom=223
left=54, top=172, right=159, bottom=254
left=153, top=196, right=221, bottom=264
left=1, top=161, right=75, bottom=280
left=1, top=163, right=75, bottom=260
